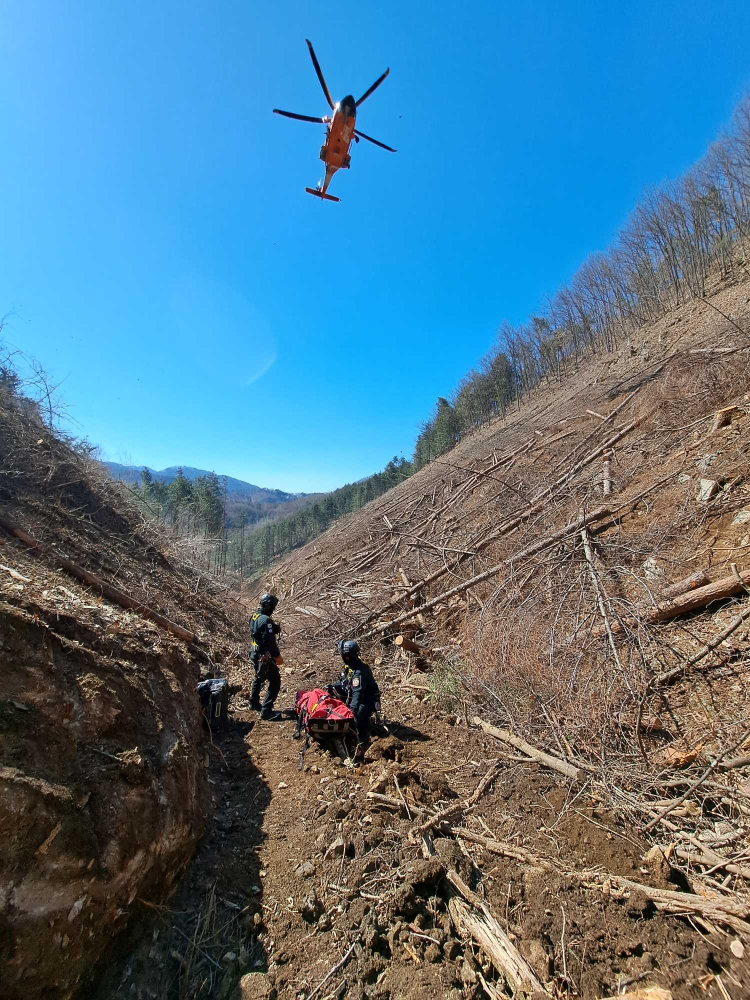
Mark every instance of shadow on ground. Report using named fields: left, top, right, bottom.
left=87, top=710, right=271, bottom=1000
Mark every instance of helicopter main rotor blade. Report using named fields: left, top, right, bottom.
left=355, top=68, right=389, bottom=107
left=273, top=109, right=329, bottom=123
left=305, top=39, right=334, bottom=110
left=354, top=129, right=397, bottom=152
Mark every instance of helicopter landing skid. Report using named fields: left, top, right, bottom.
left=305, top=187, right=340, bottom=202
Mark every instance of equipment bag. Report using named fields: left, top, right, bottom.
left=197, top=678, right=229, bottom=733
left=294, top=688, right=354, bottom=736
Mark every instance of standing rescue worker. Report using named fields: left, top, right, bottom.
left=330, top=639, right=380, bottom=743
left=249, top=593, right=283, bottom=721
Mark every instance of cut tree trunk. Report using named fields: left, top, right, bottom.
left=473, top=717, right=583, bottom=780
left=711, top=405, right=741, bottom=432
left=660, top=569, right=710, bottom=600
left=597, top=567, right=750, bottom=638
left=650, top=568, right=750, bottom=621
left=394, top=634, right=421, bottom=654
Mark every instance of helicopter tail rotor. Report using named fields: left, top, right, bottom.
left=305, top=187, right=340, bottom=202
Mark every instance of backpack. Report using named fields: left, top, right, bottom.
left=197, top=678, right=229, bottom=733
left=294, top=688, right=355, bottom=736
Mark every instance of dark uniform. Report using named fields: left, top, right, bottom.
left=331, top=640, right=380, bottom=742
left=249, top=594, right=282, bottom=719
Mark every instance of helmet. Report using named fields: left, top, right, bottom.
left=337, top=639, right=360, bottom=661
left=259, top=593, right=278, bottom=614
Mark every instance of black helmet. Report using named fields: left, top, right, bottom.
left=337, top=639, right=359, bottom=661
left=259, top=593, right=278, bottom=614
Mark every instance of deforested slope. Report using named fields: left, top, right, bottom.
left=0, top=378, right=247, bottom=999
left=89, top=280, right=750, bottom=1000
left=263, top=278, right=750, bottom=959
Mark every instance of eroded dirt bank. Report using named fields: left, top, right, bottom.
left=0, top=388, right=246, bottom=998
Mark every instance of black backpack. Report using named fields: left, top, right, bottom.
left=197, top=678, right=228, bottom=732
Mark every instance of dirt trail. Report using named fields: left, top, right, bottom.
left=95, top=647, right=749, bottom=1000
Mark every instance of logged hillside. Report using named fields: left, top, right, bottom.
left=0, top=379, right=247, bottom=998
left=94, top=276, right=750, bottom=1000
left=3, top=281, right=750, bottom=1000
left=216, top=278, right=750, bottom=996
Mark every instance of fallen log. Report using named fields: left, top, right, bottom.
left=473, top=717, right=583, bottom=781
left=394, top=634, right=422, bottom=654
left=412, top=761, right=503, bottom=839
left=675, top=839, right=750, bottom=881
left=446, top=829, right=750, bottom=936
left=0, top=515, right=196, bottom=645
left=595, top=567, right=750, bottom=640
left=369, top=505, right=616, bottom=636
left=590, top=874, right=750, bottom=936
left=581, top=527, right=623, bottom=672
left=365, top=791, right=428, bottom=816
left=553, top=389, right=641, bottom=473
left=421, top=836, right=551, bottom=998
left=649, top=568, right=750, bottom=621
left=449, top=827, right=541, bottom=865
left=660, top=569, right=710, bottom=600
left=448, top=896, right=550, bottom=998
left=362, top=468, right=675, bottom=640
left=647, top=602, right=750, bottom=688
left=359, top=413, right=647, bottom=635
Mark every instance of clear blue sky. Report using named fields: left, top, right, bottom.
left=2, top=1, right=749, bottom=492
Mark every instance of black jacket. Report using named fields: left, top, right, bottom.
left=250, top=611, right=281, bottom=661
left=332, top=656, right=380, bottom=714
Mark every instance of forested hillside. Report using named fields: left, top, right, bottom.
left=113, top=465, right=320, bottom=576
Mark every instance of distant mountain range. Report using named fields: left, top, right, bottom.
left=102, top=462, right=306, bottom=504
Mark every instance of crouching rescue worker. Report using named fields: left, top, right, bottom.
left=330, top=639, right=380, bottom=744
left=249, top=593, right=283, bottom=721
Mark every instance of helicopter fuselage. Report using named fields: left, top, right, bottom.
left=317, top=96, right=357, bottom=194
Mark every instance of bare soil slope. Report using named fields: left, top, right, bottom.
left=0, top=391, right=246, bottom=998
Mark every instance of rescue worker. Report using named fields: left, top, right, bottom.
left=329, top=639, right=380, bottom=744
left=249, top=593, right=283, bottom=721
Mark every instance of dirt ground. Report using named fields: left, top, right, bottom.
left=90, top=640, right=749, bottom=1000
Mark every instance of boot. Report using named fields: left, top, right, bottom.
left=260, top=708, right=282, bottom=722
left=249, top=699, right=261, bottom=712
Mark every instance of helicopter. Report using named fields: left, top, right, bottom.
left=273, top=39, right=396, bottom=203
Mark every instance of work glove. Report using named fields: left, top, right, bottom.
left=275, top=656, right=284, bottom=666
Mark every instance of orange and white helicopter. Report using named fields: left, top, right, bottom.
left=273, top=39, right=396, bottom=203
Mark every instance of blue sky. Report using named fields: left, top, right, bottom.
left=2, top=1, right=749, bottom=492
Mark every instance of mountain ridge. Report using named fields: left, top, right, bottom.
left=102, top=461, right=308, bottom=503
